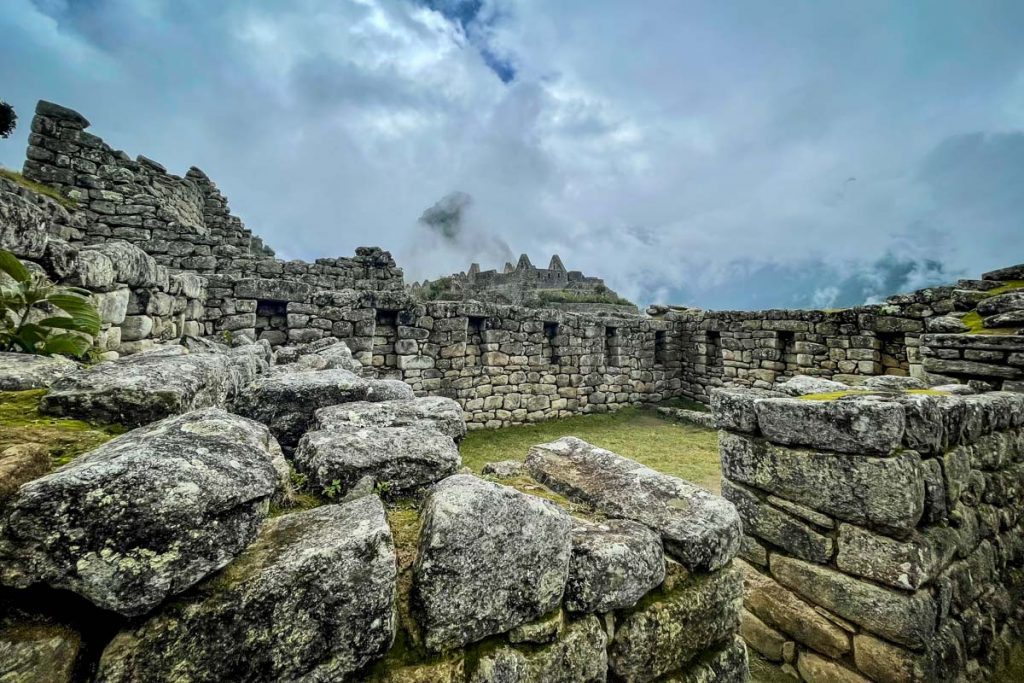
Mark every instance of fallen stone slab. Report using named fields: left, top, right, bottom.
left=414, top=475, right=571, bottom=652
left=294, top=424, right=461, bottom=498
left=469, top=615, right=607, bottom=683
left=981, top=263, right=1024, bottom=281
left=0, top=620, right=81, bottom=683
left=862, top=375, right=928, bottom=391
left=39, top=346, right=269, bottom=428
left=770, top=554, right=937, bottom=650
left=775, top=375, right=850, bottom=396
left=233, top=369, right=412, bottom=451
left=525, top=437, right=741, bottom=572
left=97, top=498, right=397, bottom=682
left=315, top=396, right=467, bottom=441
left=0, top=408, right=281, bottom=616
left=719, top=431, right=924, bottom=532
left=608, top=565, right=743, bottom=681
left=0, top=353, right=79, bottom=391
left=564, top=518, right=665, bottom=613
left=754, top=396, right=906, bottom=454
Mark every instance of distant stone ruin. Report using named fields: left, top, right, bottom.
left=411, top=253, right=636, bottom=313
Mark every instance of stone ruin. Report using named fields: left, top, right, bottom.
left=2, top=99, right=1024, bottom=681
left=411, top=253, right=637, bottom=314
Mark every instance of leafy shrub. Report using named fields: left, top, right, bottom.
left=0, top=249, right=101, bottom=357
left=0, top=101, right=15, bottom=139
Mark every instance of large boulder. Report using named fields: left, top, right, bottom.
left=81, top=240, right=163, bottom=288
left=0, top=409, right=281, bottom=615
left=564, top=518, right=665, bottom=613
left=233, top=369, right=412, bottom=451
left=413, top=475, right=572, bottom=652
left=709, top=387, right=785, bottom=433
left=976, top=291, right=1024, bottom=317
left=468, top=615, right=608, bottom=683
left=525, top=437, right=741, bottom=572
left=315, top=396, right=467, bottom=441
left=754, top=396, right=906, bottom=454
left=97, top=498, right=397, bottom=682
left=294, top=424, right=461, bottom=498
left=0, top=353, right=78, bottom=391
left=40, top=346, right=269, bottom=428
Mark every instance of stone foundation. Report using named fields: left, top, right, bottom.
left=714, top=387, right=1024, bottom=682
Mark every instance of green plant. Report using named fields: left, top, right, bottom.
left=323, top=479, right=344, bottom=499
left=0, top=249, right=101, bottom=357
left=374, top=481, right=391, bottom=496
left=0, top=101, right=15, bottom=139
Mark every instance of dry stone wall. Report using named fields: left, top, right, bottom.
left=714, top=386, right=1024, bottom=682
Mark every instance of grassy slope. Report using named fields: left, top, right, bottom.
left=0, top=167, right=77, bottom=211
left=459, top=407, right=722, bottom=493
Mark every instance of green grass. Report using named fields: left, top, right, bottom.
left=0, top=167, right=77, bottom=210
left=460, top=407, right=722, bottom=493
left=658, top=396, right=710, bottom=412
left=961, top=310, right=1020, bottom=336
left=530, top=289, right=635, bottom=307
left=984, top=280, right=1024, bottom=297
left=0, top=389, right=124, bottom=466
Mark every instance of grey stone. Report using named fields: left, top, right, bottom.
left=976, top=291, right=1024, bottom=317
left=118, top=315, right=153, bottom=342
left=709, top=387, right=784, bottom=433
left=926, top=315, right=970, bottom=333
left=481, top=459, right=525, bottom=477
left=91, top=287, right=130, bottom=325
left=97, top=499, right=397, bottom=682
left=413, top=475, right=571, bottom=652
left=853, top=622, right=966, bottom=683
left=81, top=240, right=162, bottom=287
left=469, top=615, right=607, bottom=683
left=315, top=396, right=467, bottom=442
left=563, top=518, right=665, bottom=613
left=770, top=555, right=937, bottom=649
left=0, top=352, right=78, bottom=390
left=40, top=349, right=254, bottom=427
left=983, top=310, right=1024, bottom=328
left=862, top=375, right=929, bottom=390
left=722, top=479, right=833, bottom=564
left=0, top=408, right=280, bottom=615
left=923, top=356, right=1021, bottom=380
left=796, top=651, right=870, bottom=683
left=835, top=523, right=958, bottom=591
left=364, top=378, right=416, bottom=402
left=754, top=396, right=906, bottom=454
left=232, top=369, right=370, bottom=450
left=313, top=340, right=362, bottom=371
left=526, top=437, right=741, bottom=572
left=0, top=621, right=81, bottom=683
left=981, top=263, right=1024, bottom=281
left=740, top=609, right=785, bottom=661
left=775, top=375, right=850, bottom=396
left=294, top=424, right=461, bottom=497
left=234, top=277, right=313, bottom=302
left=720, top=431, right=924, bottom=531
left=608, top=565, right=743, bottom=682
left=670, top=636, right=749, bottom=683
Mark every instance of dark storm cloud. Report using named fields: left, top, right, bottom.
left=2, top=0, right=1023, bottom=309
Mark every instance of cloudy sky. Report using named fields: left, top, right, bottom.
left=2, top=0, right=1023, bottom=309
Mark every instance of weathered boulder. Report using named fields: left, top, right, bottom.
left=668, top=636, right=748, bottom=683
left=364, top=379, right=416, bottom=402
left=81, top=240, right=163, bottom=288
left=976, top=291, right=1024, bottom=317
left=835, top=523, right=958, bottom=591
left=525, top=437, right=741, bottom=572
left=770, top=555, right=937, bottom=649
left=862, top=375, right=928, bottom=391
left=754, top=396, right=906, bottom=454
left=563, top=518, right=665, bottom=613
left=312, top=340, right=362, bottom=371
left=414, top=475, right=571, bottom=652
left=0, top=409, right=281, bottom=615
left=294, top=424, right=461, bottom=497
left=468, top=615, right=607, bottom=683
left=97, top=498, right=397, bottom=682
left=0, top=621, right=81, bottom=683
left=983, top=309, right=1024, bottom=328
left=981, top=263, right=1024, bottom=281
left=39, top=347, right=268, bottom=427
left=0, top=352, right=78, bottom=390
left=719, top=431, right=924, bottom=532
left=926, top=315, right=970, bottom=333
left=315, top=396, right=467, bottom=441
left=776, top=375, right=850, bottom=396
left=608, top=565, right=743, bottom=682
left=709, top=387, right=784, bottom=433
left=234, top=369, right=411, bottom=450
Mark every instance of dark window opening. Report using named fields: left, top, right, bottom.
left=655, top=330, right=667, bottom=365
left=705, top=331, right=723, bottom=369
left=605, top=326, right=618, bottom=365
left=544, top=322, right=560, bottom=365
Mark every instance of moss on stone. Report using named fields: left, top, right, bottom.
left=962, top=310, right=1020, bottom=335
left=797, top=388, right=951, bottom=401
left=0, top=390, right=124, bottom=467
left=983, top=280, right=1024, bottom=297
left=0, top=167, right=78, bottom=210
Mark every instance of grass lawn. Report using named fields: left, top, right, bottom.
left=459, top=407, right=723, bottom=493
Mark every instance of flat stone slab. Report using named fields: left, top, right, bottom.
left=720, top=431, right=924, bottom=532
left=294, top=424, right=461, bottom=497
left=525, top=436, right=741, bottom=572
left=775, top=375, right=850, bottom=396
left=564, top=518, right=665, bottom=613
left=233, top=369, right=413, bottom=451
left=977, top=291, right=1024, bottom=317
left=40, top=345, right=269, bottom=427
left=97, top=498, right=397, bottom=682
left=754, top=397, right=906, bottom=454
left=314, top=396, right=467, bottom=441
left=982, top=263, right=1024, bottom=281
left=709, top=387, right=785, bottom=433
left=0, top=408, right=281, bottom=615
left=414, top=475, right=571, bottom=652
left=0, top=353, right=79, bottom=391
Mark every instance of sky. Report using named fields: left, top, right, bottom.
left=2, top=0, right=1023, bottom=310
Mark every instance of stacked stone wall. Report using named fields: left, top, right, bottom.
left=713, top=387, right=1024, bottom=682
left=922, top=334, right=1024, bottom=393
left=0, top=177, right=205, bottom=356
